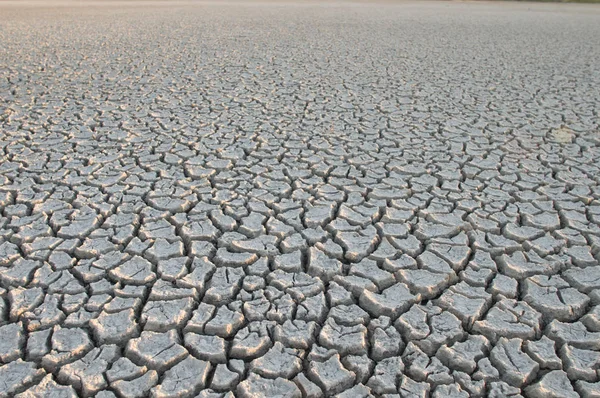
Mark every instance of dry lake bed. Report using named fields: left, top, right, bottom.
left=1, top=1, right=600, bottom=397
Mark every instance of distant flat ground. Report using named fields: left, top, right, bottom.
left=1, top=0, right=600, bottom=19
left=2, top=0, right=600, bottom=11
left=1, top=1, right=600, bottom=398
left=1, top=0, right=600, bottom=6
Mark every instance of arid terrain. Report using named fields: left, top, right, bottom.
left=1, top=1, right=600, bottom=397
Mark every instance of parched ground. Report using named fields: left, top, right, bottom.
left=0, top=1, right=600, bottom=397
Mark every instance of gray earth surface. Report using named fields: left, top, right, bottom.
left=1, top=0, right=600, bottom=397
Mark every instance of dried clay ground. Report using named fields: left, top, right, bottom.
left=1, top=1, right=600, bottom=397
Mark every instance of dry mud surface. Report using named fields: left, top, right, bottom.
left=1, top=1, right=600, bottom=397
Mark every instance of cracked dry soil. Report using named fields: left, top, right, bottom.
left=1, top=1, right=600, bottom=397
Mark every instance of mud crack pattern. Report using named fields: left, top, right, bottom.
left=1, top=1, right=600, bottom=397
